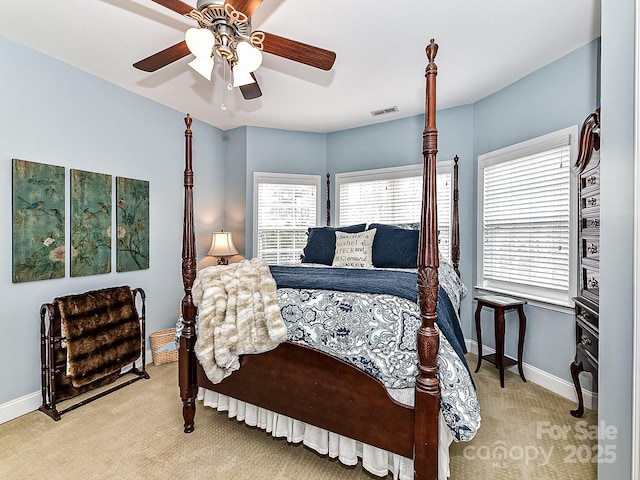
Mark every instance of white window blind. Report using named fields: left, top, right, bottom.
left=477, top=126, right=577, bottom=306
left=254, top=173, right=320, bottom=265
left=336, top=163, right=453, bottom=262
left=338, top=176, right=422, bottom=224
left=437, top=172, right=452, bottom=262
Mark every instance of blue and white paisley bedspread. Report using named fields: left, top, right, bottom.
left=269, top=264, right=481, bottom=442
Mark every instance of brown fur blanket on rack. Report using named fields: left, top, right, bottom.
left=54, top=286, right=141, bottom=388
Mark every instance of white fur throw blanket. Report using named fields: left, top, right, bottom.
left=192, top=258, right=287, bottom=384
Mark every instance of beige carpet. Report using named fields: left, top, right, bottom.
left=0, top=355, right=596, bottom=479
left=450, top=356, right=597, bottom=479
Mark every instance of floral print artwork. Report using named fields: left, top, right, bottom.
left=116, top=177, right=149, bottom=272
left=12, top=159, right=65, bottom=283
left=70, top=169, right=112, bottom=277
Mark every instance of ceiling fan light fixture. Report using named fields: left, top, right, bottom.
left=133, top=0, right=336, bottom=101
left=232, top=65, right=255, bottom=87
left=235, top=41, right=262, bottom=73
left=188, top=56, right=215, bottom=80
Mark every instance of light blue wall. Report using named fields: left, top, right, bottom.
left=241, top=126, right=328, bottom=258
left=222, top=128, right=248, bottom=257
left=473, top=40, right=600, bottom=155
left=599, top=0, right=634, bottom=477
left=0, top=35, right=224, bottom=405
left=471, top=41, right=600, bottom=382
left=326, top=115, right=425, bottom=173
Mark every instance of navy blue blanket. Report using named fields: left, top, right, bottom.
left=269, top=265, right=469, bottom=373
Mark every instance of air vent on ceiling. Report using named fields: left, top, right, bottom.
left=370, top=106, right=399, bottom=117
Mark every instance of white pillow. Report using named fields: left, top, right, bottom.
left=332, top=229, right=376, bottom=268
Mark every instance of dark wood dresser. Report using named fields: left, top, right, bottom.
left=570, top=108, right=600, bottom=418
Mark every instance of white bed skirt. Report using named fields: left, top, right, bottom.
left=198, top=388, right=453, bottom=480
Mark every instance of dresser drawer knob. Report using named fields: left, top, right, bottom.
left=586, top=175, right=598, bottom=185
left=589, top=218, right=600, bottom=228
left=580, top=336, right=592, bottom=347
left=587, top=197, right=598, bottom=206
left=587, top=277, right=599, bottom=289
left=587, top=243, right=598, bottom=254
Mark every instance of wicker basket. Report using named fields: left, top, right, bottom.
left=150, top=328, right=178, bottom=366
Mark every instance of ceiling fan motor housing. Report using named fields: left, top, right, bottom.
left=192, top=1, right=252, bottom=38
left=197, top=0, right=224, bottom=9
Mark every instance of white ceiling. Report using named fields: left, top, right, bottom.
left=0, top=0, right=600, bottom=133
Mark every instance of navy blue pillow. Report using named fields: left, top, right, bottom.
left=369, top=223, right=419, bottom=268
left=301, top=224, right=367, bottom=265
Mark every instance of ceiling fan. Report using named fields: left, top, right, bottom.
left=133, top=0, right=337, bottom=100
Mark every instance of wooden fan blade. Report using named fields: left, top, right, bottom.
left=260, top=32, right=336, bottom=71
left=150, top=0, right=194, bottom=16
left=226, top=0, right=263, bottom=17
left=239, top=73, right=262, bottom=99
left=133, top=41, right=191, bottom=72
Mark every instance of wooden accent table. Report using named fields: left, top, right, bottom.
left=474, top=295, right=527, bottom=388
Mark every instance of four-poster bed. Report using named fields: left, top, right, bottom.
left=178, top=40, right=478, bottom=480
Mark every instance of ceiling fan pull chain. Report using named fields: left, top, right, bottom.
left=221, top=61, right=232, bottom=111
left=226, top=61, right=233, bottom=91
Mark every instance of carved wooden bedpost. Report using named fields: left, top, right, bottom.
left=326, top=172, right=331, bottom=226
left=414, top=39, right=440, bottom=480
left=179, top=114, right=198, bottom=433
left=451, top=155, right=460, bottom=277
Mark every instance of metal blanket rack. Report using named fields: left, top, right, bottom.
left=38, top=287, right=150, bottom=421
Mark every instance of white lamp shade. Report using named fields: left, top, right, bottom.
left=235, top=41, right=263, bottom=73
left=188, top=56, right=215, bottom=80
left=207, top=231, right=239, bottom=257
left=185, top=27, right=215, bottom=57
left=232, top=65, right=255, bottom=87
left=185, top=28, right=215, bottom=80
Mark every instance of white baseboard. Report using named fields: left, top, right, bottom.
left=466, top=339, right=597, bottom=411
left=0, top=349, right=153, bottom=425
left=0, top=392, right=42, bottom=425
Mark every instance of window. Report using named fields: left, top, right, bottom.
left=335, top=162, right=454, bottom=262
left=254, top=172, right=321, bottom=265
left=477, top=126, right=578, bottom=307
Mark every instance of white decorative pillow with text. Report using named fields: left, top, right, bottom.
left=332, top=229, right=376, bottom=268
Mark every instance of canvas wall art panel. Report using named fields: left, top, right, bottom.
left=12, top=159, right=65, bottom=283
left=116, top=176, right=149, bottom=272
left=70, top=169, right=112, bottom=277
